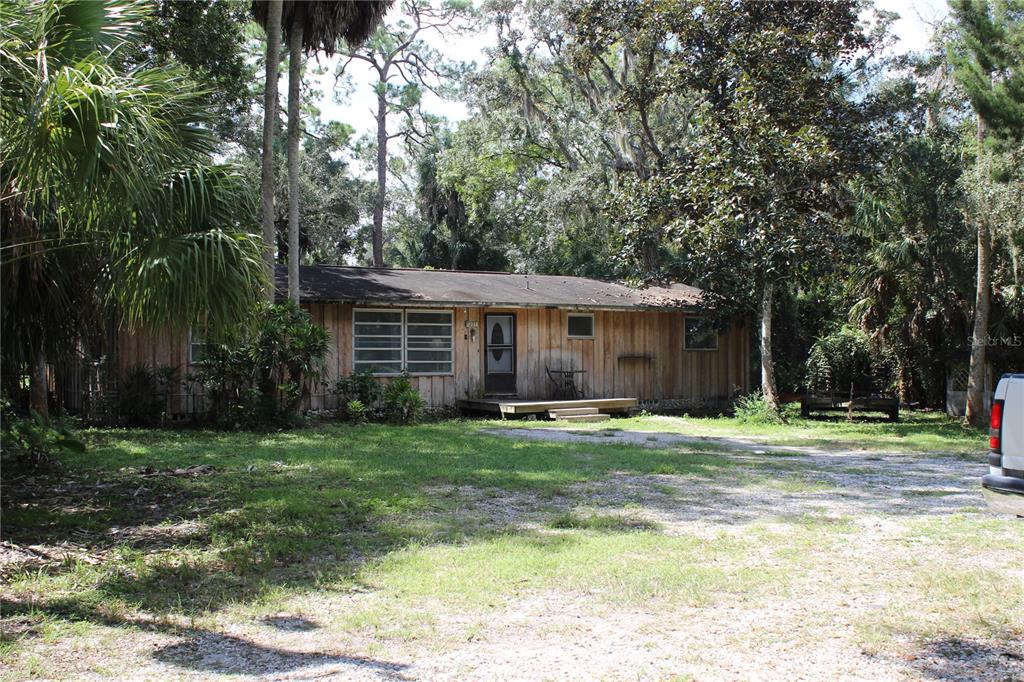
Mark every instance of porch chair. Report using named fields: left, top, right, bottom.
left=545, top=365, right=581, bottom=400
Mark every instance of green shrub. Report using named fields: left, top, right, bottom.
left=382, top=373, right=425, bottom=424
left=119, top=364, right=176, bottom=425
left=1, top=398, right=85, bottom=467
left=248, top=301, right=330, bottom=415
left=806, top=326, right=890, bottom=393
left=191, top=301, right=329, bottom=428
left=333, top=369, right=382, bottom=409
left=733, top=390, right=784, bottom=425
left=345, top=399, right=368, bottom=424
left=191, top=342, right=257, bottom=423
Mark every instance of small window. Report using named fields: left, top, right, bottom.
left=189, top=327, right=207, bottom=364
left=567, top=313, right=594, bottom=339
left=684, top=317, right=718, bottom=351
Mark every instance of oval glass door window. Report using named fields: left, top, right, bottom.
left=488, top=317, right=511, bottom=362
left=489, top=317, right=509, bottom=344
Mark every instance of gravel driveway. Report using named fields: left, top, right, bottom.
left=8, top=427, right=1022, bottom=682
left=484, top=426, right=989, bottom=520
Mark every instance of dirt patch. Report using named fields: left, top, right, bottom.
left=68, top=585, right=1019, bottom=682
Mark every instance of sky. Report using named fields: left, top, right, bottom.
left=309, top=0, right=951, bottom=150
left=308, top=14, right=493, bottom=146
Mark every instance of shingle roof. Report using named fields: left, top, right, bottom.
left=275, top=265, right=703, bottom=310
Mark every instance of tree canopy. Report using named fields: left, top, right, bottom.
left=3, top=0, right=1022, bottom=421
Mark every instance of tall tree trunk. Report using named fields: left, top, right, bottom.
left=286, top=17, right=304, bottom=302
left=898, top=356, right=914, bottom=405
left=760, top=279, right=780, bottom=413
left=372, top=89, right=387, bottom=268
left=260, top=0, right=282, bottom=303
left=29, top=347, right=48, bottom=418
left=966, top=116, right=990, bottom=426
left=372, top=88, right=387, bottom=268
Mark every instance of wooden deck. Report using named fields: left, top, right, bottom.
left=457, top=397, right=638, bottom=417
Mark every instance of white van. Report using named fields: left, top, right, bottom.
left=982, top=374, right=1024, bottom=516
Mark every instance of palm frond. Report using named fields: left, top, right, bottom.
left=43, top=0, right=149, bottom=66
left=139, top=163, right=257, bottom=237
left=2, top=0, right=266, bottom=370
left=4, top=53, right=218, bottom=236
left=252, top=1, right=394, bottom=55
left=111, top=230, right=266, bottom=334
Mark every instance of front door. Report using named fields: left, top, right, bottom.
left=484, top=313, right=516, bottom=395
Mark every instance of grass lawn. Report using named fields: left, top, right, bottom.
left=1, top=414, right=1021, bottom=680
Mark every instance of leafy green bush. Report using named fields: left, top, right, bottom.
left=1, top=398, right=85, bottom=467
left=806, top=327, right=888, bottom=393
left=345, top=399, right=368, bottom=424
left=382, top=373, right=425, bottom=424
left=248, top=301, right=330, bottom=415
left=191, top=342, right=258, bottom=423
left=191, top=301, right=329, bottom=428
left=733, top=390, right=785, bottom=425
left=119, top=364, right=177, bottom=425
left=333, top=369, right=382, bottom=409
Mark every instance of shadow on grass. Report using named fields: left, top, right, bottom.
left=0, top=597, right=411, bottom=679
left=261, top=614, right=319, bottom=631
left=1, top=424, right=732, bottom=614
left=902, top=634, right=1024, bottom=681
left=797, top=412, right=981, bottom=434
left=152, top=631, right=411, bottom=678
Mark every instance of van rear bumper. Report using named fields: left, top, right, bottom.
left=982, top=474, right=1024, bottom=516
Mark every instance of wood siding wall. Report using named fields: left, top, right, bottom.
left=118, top=304, right=750, bottom=411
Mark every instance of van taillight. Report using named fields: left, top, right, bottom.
left=990, top=400, right=1003, bottom=452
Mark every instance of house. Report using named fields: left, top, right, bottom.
left=108, top=265, right=751, bottom=416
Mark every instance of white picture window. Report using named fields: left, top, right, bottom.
left=567, top=313, right=595, bottom=339
left=353, top=309, right=453, bottom=375
left=684, top=317, right=718, bottom=351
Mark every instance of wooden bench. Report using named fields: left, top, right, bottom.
left=801, top=391, right=899, bottom=422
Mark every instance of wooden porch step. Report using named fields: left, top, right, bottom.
left=548, top=407, right=600, bottom=417
left=551, top=413, right=610, bottom=423
left=458, top=398, right=638, bottom=416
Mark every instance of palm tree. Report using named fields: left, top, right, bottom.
left=1, top=0, right=265, bottom=416
left=253, top=1, right=392, bottom=300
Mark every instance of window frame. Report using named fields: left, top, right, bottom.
left=404, top=309, right=454, bottom=377
left=566, top=312, right=595, bottom=339
left=683, top=315, right=719, bottom=351
left=352, top=307, right=405, bottom=376
left=188, top=327, right=207, bottom=365
left=352, top=307, right=455, bottom=377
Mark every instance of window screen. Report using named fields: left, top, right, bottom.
left=684, top=317, right=718, bottom=350
left=353, top=310, right=403, bottom=374
left=189, top=328, right=207, bottom=364
left=567, top=314, right=594, bottom=338
left=406, top=311, right=453, bottom=374
left=353, top=309, right=453, bottom=375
